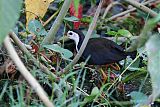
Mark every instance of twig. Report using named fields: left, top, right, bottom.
left=43, top=8, right=60, bottom=27
left=106, top=0, right=159, bottom=52
left=108, top=8, right=135, bottom=21
left=67, top=82, right=89, bottom=96
left=105, top=36, right=138, bottom=42
left=63, top=0, right=103, bottom=73
left=63, top=36, right=138, bottom=43
left=108, top=0, right=156, bottom=21
left=4, top=36, right=54, bottom=107
left=102, top=1, right=121, bottom=19
left=124, top=0, right=157, bottom=17
left=42, top=0, right=72, bottom=44
left=9, top=32, right=65, bottom=98
left=9, top=32, right=57, bottom=79
left=9, top=31, right=88, bottom=97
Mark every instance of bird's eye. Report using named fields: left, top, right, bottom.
left=69, top=32, right=73, bottom=35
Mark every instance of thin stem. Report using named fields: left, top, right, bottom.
left=108, top=0, right=156, bottom=21
left=9, top=31, right=88, bottom=97
left=64, top=0, right=103, bottom=73
left=42, top=0, right=72, bottom=44
left=102, top=1, right=121, bottom=19
left=107, top=52, right=142, bottom=93
left=124, top=0, right=157, bottom=17
left=43, top=8, right=60, bottom=27
left=4, top=36, right=54, bottom=107
left=9, top=32, right=57, bottom=79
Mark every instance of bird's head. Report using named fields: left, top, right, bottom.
left=67, top=29, right=85, bottom=51
left=67, top=30, right=80, bottom=45
left=67, top=29, right=85, bottom=44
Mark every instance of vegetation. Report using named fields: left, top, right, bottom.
left=0, top=0, right=160, bottom=107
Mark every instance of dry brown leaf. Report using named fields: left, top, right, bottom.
left=5, top=59, right=16, bottom=74
left=0, top=58, right=16, bottom=75
left=25, top=0, right=54, bottom=26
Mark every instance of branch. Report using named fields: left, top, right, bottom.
left=9, top=32, right=57, bottom=79
left=43, top=8, right=60, bottom=27
left=102, top=1, right=122, bottom=19
left=9, top=31, right=88, bottom=98
left=105, top=36, right=138, bottom=42
left=64, top=0, right=103, bottom=73
left=108, top=0, right=156, bottom=21
left=42, top=0, right=72, bottom=44
left=4, top=36, right=54, bottom=107
left=124, top=0, right=157, bottom=17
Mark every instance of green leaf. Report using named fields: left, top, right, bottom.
left=80, top=16, right=93, bottom=23
left=106, top=31, right=117, bottom=36
left=0, top=0, right=22, bottom=44
left=80, top=87, right=100, bottom=107
left=84, top=87, right=99, bottom=102
left=91, top=87, right=100, bottom=96
left=146, top=34, right=160, bottom=100
left=64, top=16, right=79, bottom=22
left=43, top=44, right=73, bottom=61
left=130, top=91, right=148, bottom=104
left=28, top=20, right=47, bottom=36
left=117, top=29, right=132, bottom=38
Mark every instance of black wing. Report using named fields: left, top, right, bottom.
left=82, top=38, right=127, bottom=65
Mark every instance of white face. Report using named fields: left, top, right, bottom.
left=67, top=30, right=80, bottom=52
left=67, top=30, right=79, bottom=46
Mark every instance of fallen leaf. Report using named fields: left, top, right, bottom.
left=25, top=0, right=54, bottom=26
left=5, top=60, right=16, bottom=74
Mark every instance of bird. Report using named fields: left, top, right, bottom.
left=67, top=29, right=135, bottom=65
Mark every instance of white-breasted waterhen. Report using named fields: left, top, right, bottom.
left=66, top=29, right=136, bottom=82
left=67, top=29, right=135, bottom=65
left=67, top=29, right=136, bottom=82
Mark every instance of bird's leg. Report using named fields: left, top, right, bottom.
left=106, top=63, right=120, bottom=71
left=95, top=66, right=108, bottom=83
left=100, top=68, right=108, bottom=83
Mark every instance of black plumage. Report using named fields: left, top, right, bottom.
left=67, top=29, right=134, bottom=65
